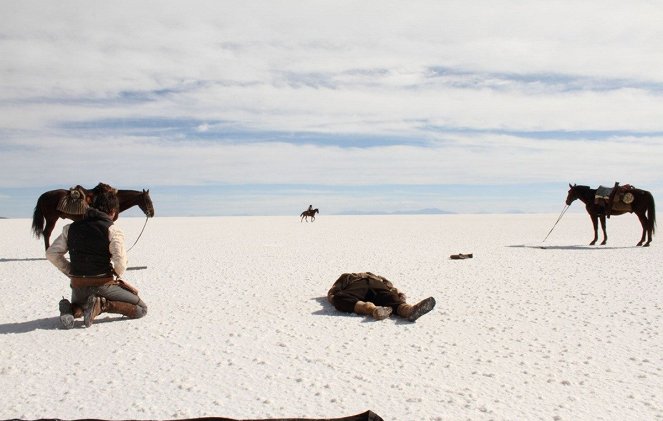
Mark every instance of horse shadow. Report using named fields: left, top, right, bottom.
left=508, top=244, right=637, bottom=251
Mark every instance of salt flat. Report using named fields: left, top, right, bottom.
left=0, top=214, right=661, bottom=420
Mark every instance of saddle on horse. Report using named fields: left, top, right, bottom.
left=56, top=183, right=117, bottom=215
left=56, top=185, right=90, bottom=215
left=595, top=182, right=635, bottom=217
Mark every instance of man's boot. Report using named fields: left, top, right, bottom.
left=354, top=301, right=392, bottom=320
left=83, top=295, right=107, bottom=328
left=397, top=297, right=436, bottom=322
left=59, top=298, right=75, bottom=330
left=105, top=300, right=140, bottom=319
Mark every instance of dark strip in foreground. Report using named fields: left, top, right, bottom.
left=4, top=410, right=384, bottom=421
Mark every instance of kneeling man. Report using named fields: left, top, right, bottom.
left=47, top=189, right=148, bottom=328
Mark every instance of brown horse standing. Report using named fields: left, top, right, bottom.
left=300, top=208, right=319, bottom=222
left=565, top=183, right=656, bottom=246
left=32, top=185, right=155, bottom=250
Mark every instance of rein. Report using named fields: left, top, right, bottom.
left=127, top=216, right=149, bottom=252
left=542, top=204, right=570, bottom=242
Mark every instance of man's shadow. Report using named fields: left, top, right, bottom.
left=0, top=317, right=61, bottom=333
left=311, top=296, right=408, bottom=323
left=0, top=315, right=128, bottom=334
left=311, top=296, right=339, bottom=316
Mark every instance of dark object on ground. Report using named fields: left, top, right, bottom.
left=450, top=253, right=473, bottom=260
left=4, top=410, right=384, bottom=421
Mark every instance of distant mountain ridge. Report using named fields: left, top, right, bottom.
left=336, top=208, right=455, bottom=215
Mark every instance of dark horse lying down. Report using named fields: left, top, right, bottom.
left=32, top=183, right=155, bottom=250
left=566, top=183, right=656, bottom=246
left=300, top=208, right=319, bottom=222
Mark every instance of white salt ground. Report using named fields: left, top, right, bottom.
left=1, top=214, right=662, bottom=420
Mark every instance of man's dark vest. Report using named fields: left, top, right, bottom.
left=67, top=208, right=114, bottom=277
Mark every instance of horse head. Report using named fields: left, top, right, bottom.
left=565, top=183, right=579, bottom=206
left=139, top=189, right=155, bottom=217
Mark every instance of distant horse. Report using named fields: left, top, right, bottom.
left=300, top=208, right=319, bottom=222
left=32, top=185, right=155, bottom=250
left=565, top=183, right=656, bottom=246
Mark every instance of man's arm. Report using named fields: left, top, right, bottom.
left=108, top=225, right=127, bottom=277
left=46, top=225, right=71, bottom=275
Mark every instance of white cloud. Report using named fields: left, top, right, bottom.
left=2, top=0, right=663, bottom=213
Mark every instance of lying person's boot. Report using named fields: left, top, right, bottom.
left=83, top=295, right=107, bottom=328
left=371, top=305, right=392, bottom=320
left=59, top=297, right=75, bottom=330
left=354, top=301, right=392, bottom=320
left=397, top=297, right=436, bottom=322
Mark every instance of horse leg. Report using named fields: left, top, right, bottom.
left=43, top=216, right=57, bottom=250
left=599, top=214, right=608, bottom=245
left=589, top=215, right=599, bottom=245
left=636, top=213, right=647, bottom=246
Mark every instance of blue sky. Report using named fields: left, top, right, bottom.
left=1, top=1, right=663, bottom=217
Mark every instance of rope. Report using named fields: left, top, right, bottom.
left=127, top=216, right=149, bottom=252
left=542, top=204, right=569, bottom=242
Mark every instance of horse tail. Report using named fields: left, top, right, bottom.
left=32, top=197, right=45, bottom=239
left=646, top=191, right=656, bottom=235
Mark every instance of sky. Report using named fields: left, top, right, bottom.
left=1, top=0, right=663, bottom=217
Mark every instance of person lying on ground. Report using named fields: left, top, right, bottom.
left=327, top=272, right=435, bottom=321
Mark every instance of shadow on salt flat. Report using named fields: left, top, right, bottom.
left=310, top=296, right=434, bottom=325
left=508, top=244, right=637, bottom=250
left=0, top=257, right=47, bottom=263
left=0, top=315, right=130, bottom=335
